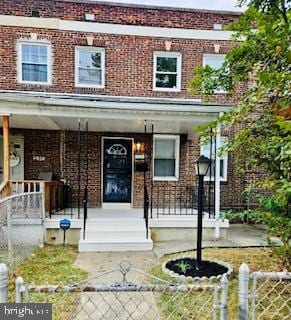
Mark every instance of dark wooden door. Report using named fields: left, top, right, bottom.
left=103, top=139, right=132, bottom=203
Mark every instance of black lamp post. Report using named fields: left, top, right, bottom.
left=194, top=155, right=211, bottom=269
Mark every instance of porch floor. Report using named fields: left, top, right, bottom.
left=47, top=207, right=212, bottom=221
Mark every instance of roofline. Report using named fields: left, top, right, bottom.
left=59, top=0, right=242, bottom=16
left=0, top=90, right=234, bottom=108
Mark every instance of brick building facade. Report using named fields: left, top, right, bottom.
left=0, top=0, right=247, bottom=212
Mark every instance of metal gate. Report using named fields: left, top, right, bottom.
left=15, top=260, right=228, bottom=320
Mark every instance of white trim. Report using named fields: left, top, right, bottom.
left=101, top=137, right=134, bottom=206
left=0, top=15, right=235, bottom=41
left=75, top=46, right=105, bottom=88
left=200, top=136, right=228, bottom=182
left=202, top=53, right=227, bottom=94
left=153, top=134, right=180, bottom=181
left=17, top=41, right=52, bottom=85
left=153, top=52, right=182, bottom=92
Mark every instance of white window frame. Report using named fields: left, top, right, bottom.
left=200, top=137, right=228, bottom=182
left=153, top=51, right=182, bottom=92
left=75, top=46, right=105, bottom=88
left=202, top=53, right=226, bottom=93
left=153, top=134, right=180, bottom=181
left=17, top=41, right=52, bottom=85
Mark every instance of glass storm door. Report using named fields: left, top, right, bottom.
left=103, top=139, right=132, bottom=203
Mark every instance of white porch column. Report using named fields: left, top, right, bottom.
left=214, top=118, right=221, bottom=239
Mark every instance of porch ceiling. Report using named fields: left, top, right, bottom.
left=0, top=90, right=233, bottom=136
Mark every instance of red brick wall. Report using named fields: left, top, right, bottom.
left=9, top=128, right=248, bottom=210
left=0, top=26, right=245, bottom=104
left=0, top=0, right=239, bottom=29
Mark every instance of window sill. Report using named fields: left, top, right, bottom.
left=153, top=177, right=179, bottom=182
left=18, top=80, right=51, bottom=85
left=204, top=177, right=228, bottom=182
left=75, top=83, right=105, bottom=89
left=153, top=87, right=181, bottom=92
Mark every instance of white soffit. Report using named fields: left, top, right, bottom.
left=0, top=15, right=234, bottom=40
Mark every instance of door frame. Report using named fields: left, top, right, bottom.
left=101, top=136, right=134, bottom=207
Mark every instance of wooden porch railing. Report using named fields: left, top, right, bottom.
left=0, top=179, right=11, bottom=199
left=0, top=180, right=64, bottom=217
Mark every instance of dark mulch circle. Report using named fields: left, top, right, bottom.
left=166, top=258, right=228, bottom=278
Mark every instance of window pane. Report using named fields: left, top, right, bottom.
left=156, top=73, right=177, bottom=88
left=154, top=159, right=175, bottom=177
left=157, top=57, right=177, bottom=72
left=205, top=159, right=224, bottom=178
left=155, top=139, right=175, bottom=159
left=79, top=68, right=102, bottom=85
left=22, top=64, right=47, bottom=82
left=204, top=56, right=224, bottom=69
left=79, top=51, right=101, bottom=69
left=22, top=44, right=47, bottom=64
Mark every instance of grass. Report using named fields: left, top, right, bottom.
left=5, top=246, right=288, bottom=320
left=8, top=245, right=88, bottom=320
left=151, top=247, right=288, bottom=320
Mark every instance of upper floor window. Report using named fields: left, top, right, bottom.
left=202, top=54, right=226, bottom=93
left=153, top=52, right=182, bottom=91
left=75, top=47, right=105, bottom=88
left=153, top=134, right=180, bottom=181
left=18, top=42, right=51, bottom=84
left=200, top=137, right=228, bottom=181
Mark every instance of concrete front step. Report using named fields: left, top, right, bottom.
left=78, top=238, right=153, bottom=252
left=78, top=218, right=152, bottom=252
left=84, top=220, right=146, bottom=232
left=80, top=230, right=149, bottom=240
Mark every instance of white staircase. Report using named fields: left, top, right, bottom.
left=78, top=218, right=153, bottom=252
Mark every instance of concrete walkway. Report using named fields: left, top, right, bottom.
left=75, top=224, right=273, bottom=272
left=73, top=224, right=274, bottom=319
left=154, top=224, right=276, bottom=258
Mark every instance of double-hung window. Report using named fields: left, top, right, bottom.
left=200, top=137, right=228, bottom=181
left=153, top=135, right=180, bottom=181
left=153, top=52, right=182, bottom=91
left=75, top=47, right=105, bottom=88
left=18, top=42, right=51, bottom=84
left=202, top=54, right=226, bottom=93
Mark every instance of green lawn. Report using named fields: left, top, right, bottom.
left=6, top=245, right=288, bottom=320
left=151, top=247, right=288, bottom=320
left=8, top=245, right=88, bottom=320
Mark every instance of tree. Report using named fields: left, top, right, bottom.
left=189, top=0, right=291, bottom=265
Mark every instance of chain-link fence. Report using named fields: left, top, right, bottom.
left=0, top=192, right=45, bottom=270
left=239, top=263, right=291, bottom=320
left=13, top=260, right=227, bottom=320
left=249, top=271, right=291, bottom=320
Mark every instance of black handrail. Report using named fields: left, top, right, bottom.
left=150, top=184, right=213, bottom=217
left=144, top=186, right=149, bottom=239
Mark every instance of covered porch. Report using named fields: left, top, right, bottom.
left=0, top=90, right=230, bottom=250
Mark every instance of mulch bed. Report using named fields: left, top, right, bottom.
left=166, top=258, right=228, bottom=278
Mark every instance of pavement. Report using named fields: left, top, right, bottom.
left=153, top=223, right=279, bottom=258
left=73, top=224, right=278, bottom=319
left=74, top=224, right=277, bottom=274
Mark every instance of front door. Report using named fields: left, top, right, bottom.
left=103, top=138, right=132, bottom=203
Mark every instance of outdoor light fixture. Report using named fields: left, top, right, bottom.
left=194, top=155, right=211, bottom=177
left=194, top=155, right=211, bottom=269
left=136, top=142, right=142, bottom=154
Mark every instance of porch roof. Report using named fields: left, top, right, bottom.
left=0, top=90, right=233, bottom=136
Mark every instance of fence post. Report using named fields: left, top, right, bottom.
left=7, top=200, right=13, bottom=268
left=41, top=192, right=46, bottom=247
left=220, top=274, right=228, bottom=320
left=15, top=276, right=24, bottom=303
left=239, top=263, right=250, bottom=320
left=0, top=263, right=9, bottom=303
